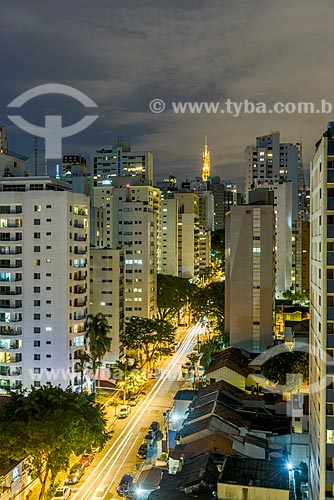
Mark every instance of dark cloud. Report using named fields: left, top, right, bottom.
left=1, top=0, right=333, bottom=187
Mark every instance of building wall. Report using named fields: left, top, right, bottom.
left=207, top=366, right=246, bottom=390
left=309, top=131, right=334, bottom=500
left=175, top=193, right=200, bottom=280
left=225, top=205, right=275, bottom=353
left=89, top=249, right=125, bottom=363
left=217, top=483, right=289, bottom=500
left=160, top=198, right=178, bottom=276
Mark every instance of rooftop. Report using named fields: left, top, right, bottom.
left=218, top=456, right=289, bottom=490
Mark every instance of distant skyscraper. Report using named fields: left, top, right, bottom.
left=174, top=193, right=200, bottom=279
left=201, top=135, right=211, bottom=183
left=91, top=141, right=153, bottom=187
left=309, top=122, right=334, bottom=500
left=0, top=125, right=27, bottom=177
left=245, top=131, right=299, bottom=220
left=61, top=154, right=90, bottom=195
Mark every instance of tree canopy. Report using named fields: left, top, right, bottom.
left=0, top=386, right=109, bottom=499
left=86, top=312, right=111, bottom=391
left=157, top=274, right=195, bottom=321
left=123, top=317, right=176, bottom=367
left=262, top=350, right=309, bottom=389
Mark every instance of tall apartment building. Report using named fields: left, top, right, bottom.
left=208, top=177, right=234, bottom=231
left=309, top=122, right=334, bottom=500
left=174, top=193, right=200, bottom=279
left=0, top=177, right=90, bottom=393
left=89, top=249, right=125, bottom=363
left=225, top=203, right=275, bottom=353
left=61, top=154, right=90, bottom=196
left=250, top=182, right=292, bottom=297
left=245, top=131, right=299, bottom=220
left=161, top=198, right=178, bottom=276
left=92, top=185, right=160, bottom=320
left=292, top=219, right=310, bottom=295
left=91, top=141, right=153, bottom=187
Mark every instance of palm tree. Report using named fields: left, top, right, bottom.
left=86, top=312, right=111, bottom=392
left=75, top=349, right=91, bottom=392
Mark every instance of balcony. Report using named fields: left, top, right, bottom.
left=74, top=299, right=86, bottom=308
left=74, top=286, right=86, bottom=294
left=0, top=287, right=22, bottom=296
left=0, top=246, right=22, bottom=255
left=74, top=221, right=85, bottom=229
left=0, top=313, right=22, bottom=323
left=0, top=206, right=22, bottom=215
left=0, top=260, right=22, bottom=269
left=74, top=248, right=87, bottom=255
left=0, top=233, right=22, bottom=241
left=0, top=273, right=22, bottom=282
left=73, top=273, right=86, bottom=281
left=0, top=353, right=22, bottom=363
left=0, top=219, right=22, bottom=228
left=0, top=366, right=22, bottom=377
left=0, top=327, right=22, bottom=336
left=0, top=300, right=22, bottom=309
left=0, top=340, right=21, bottom=350
left=74, top=312, right=86, bottom=321
left=74, top=234, right=87, bottom=242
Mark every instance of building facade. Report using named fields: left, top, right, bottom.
left=309, top=123, right=334, bottom=500
left=225, top=204, right=275, bottom=353
left=0, top=177, right=90, bottom=393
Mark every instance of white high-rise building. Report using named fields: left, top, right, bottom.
left=0, top=177, right=90, bottom=393
left=92, top=185, right=160, bottom=321
left=309, top=122, right=334, bottom=500
left=245, top=131, right=299, bottom=220
left=0, top=125, right=27, bottom=178
left=250, top=182, right=292, bottom=297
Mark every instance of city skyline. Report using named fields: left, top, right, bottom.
left=1, top=0, right=333, bottom=187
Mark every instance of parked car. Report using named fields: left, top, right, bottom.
left=52, top=486, right=71, bottom=499
left=144, top=431, right=155, bottom=444
left=65, top=463, right=85, bottom=484
left=137, top=443, right=150, bottom=459
left=116, top=474, right=133, bottom=496
left=118, top=405, right=131, bottom=418
left=80, top=452, right=94, bottom=466
left=128, top=394, right=140, bottom=406
left=149, top=421, right=160, bottom=432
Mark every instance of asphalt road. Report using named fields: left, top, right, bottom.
left=70, top=322, right=203, bottom=500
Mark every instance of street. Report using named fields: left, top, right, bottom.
left=70, top=322, right=203, bottom=500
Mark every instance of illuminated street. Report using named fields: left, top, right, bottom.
left=70, top=322, right=203, bottom=500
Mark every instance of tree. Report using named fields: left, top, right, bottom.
left=86, top=313, right=111, bottom=391
left=199, top=333, right=228, bottom=366
left=74, top=349, right=91, bottom=392
left=110, top=359, right=146, bottom=402
left=262, top=350, right=309, bottom=387
left=123, top=317, right=176, bottom=368
left=191, top=281, right=225, bottom=338
left=157, top=274, right=195, bottom=321
left=0, top=386, right=109, bottom=500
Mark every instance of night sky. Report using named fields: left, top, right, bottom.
left=1, top=0, right=332, bottom=188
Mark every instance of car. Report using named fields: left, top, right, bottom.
left=65, top=462, right=85, bottom=484
left=52, top=486, right=71, bottom=499
left=144, top=431, right=155, bottom=444
left=149, top=421, right=160, bottom=432
left=116, top=474, right=133, bottom=496
left=80, top=452, right=94, bottom=466
left=118, top=405, right=131, bottom=418
left=128, top=394, right=140, bottom=406
left=136, top=442, right=150, bottom=459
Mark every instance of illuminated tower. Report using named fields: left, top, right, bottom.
left=201, top=135, right=211, bottom=182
